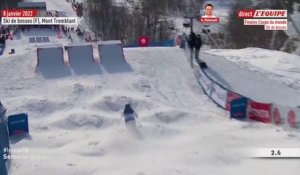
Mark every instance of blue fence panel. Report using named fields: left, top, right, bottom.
left=7, top=113, right=29, bottom=136
left=0, top=121, right=9, bottom=175
left=123, top=43, right=138, bottom=48
left=230, top=97, right=248, bottom=120
left=124, top=39, right=175, bottom=48
left=149, top=39, right=175, bottom=47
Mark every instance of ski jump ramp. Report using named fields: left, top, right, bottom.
left=66, top=44, right=101, bottom=75
left=37, top=44, right=71, bottom=79
left=98, top=40, right=132, bottom=73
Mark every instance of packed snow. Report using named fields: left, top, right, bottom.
left=204, top=48, right=300, bottom=93
left=1, top=45, right=300, bottom=175
left=0, top=1, right=300, bottom=175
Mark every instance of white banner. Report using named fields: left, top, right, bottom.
left=197, top=69, right=212, bottom=95
left=1, top=17, right=77, bottom=25
left=210, top=82, right=228, bottom=108
left=250, top=148, right=300, bottom=158
left=271, top=104, right=300, bottom=131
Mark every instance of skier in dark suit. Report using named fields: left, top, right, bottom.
left=188, top=31, right=196, bottom=67
left=194, top=34, right=203, bottom=65
left=123, top=104, right=138, bottom=123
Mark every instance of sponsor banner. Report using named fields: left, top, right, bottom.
left=272, top=105, right=300, bottom=130
left=138, top=36, right=149, bottom=47
left=230, top=97, right=248, bottom=120
left=287, top=109, right=299, bottom=129
left=7, top=113, right=29, bottom=136
left=226, top=91, right=241, bottom=111
left=210, top=82, right=228, bottom=109
left=197, top=69, right=212, bottom=95
left=248, top=100, right=272, bottom=123
left=271, top=105, right=285, bottom=126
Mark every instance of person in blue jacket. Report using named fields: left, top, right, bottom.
left=123, top=104, right=138, bottom=123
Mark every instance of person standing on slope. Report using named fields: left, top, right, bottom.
left=194, top=34, right=203, bottom=66
left=188, top=31, right=196, bottom=67
left=123, top=104, right=138, bottom=123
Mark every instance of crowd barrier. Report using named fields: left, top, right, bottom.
left=0, top=120, right=9, bottom=175
left=187, top=43, right=300, bottom=132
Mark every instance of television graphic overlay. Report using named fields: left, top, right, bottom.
left=199, top=2, right=220, bottom=23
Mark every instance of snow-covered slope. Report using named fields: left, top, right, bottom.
left=1, top=1, right=300, bottom=175
left=1, top=47, right=300, bottom=175
left=204, top=48, right=300, bottom=93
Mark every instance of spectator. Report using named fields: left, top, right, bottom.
left=188, top=31, right=196, bottom=67
left=194, top=34, right=203, bottom=65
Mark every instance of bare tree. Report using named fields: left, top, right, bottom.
left=85, top=0, right=178, bottom=43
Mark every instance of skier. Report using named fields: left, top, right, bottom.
left=194, top=34, right=203, bottom=65
left=188, top=31, right=196, bottom=67
left=123, top=104, right=138, bottom=123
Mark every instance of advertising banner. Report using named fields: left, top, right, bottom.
left=226, top=91, right=241, bottom=111
left=230, top=97, right=248, bottom=120
left=248, top=100, right=272, bottom=123
left=197, top=69, right=212, bottom=95
left=7, top=113, right=29, bottom=136
left=210, top=82, right=228, bottom=109
left=271, top=105, right=300, bottom=131
left=138, top=36, right=149, bottom=47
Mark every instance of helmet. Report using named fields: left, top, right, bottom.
left=125, top=103, right=131, bottom=108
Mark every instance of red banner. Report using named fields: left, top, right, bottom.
left=226, top=91, right=241, bottom=111
left=237, top=10, right=256, bottom=18
left=199, top=17, right=219, bottom=23
left=288, top=110, right=297, bottom=129
left=2, top=9, right=38, bottom=17
left=272, top=107, right=282, bottom=125
left=138, top=36, right=149, bottom=47
left=248, top=100, right=272, bottom=123
left=237, top=9, right=287, bottom=18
